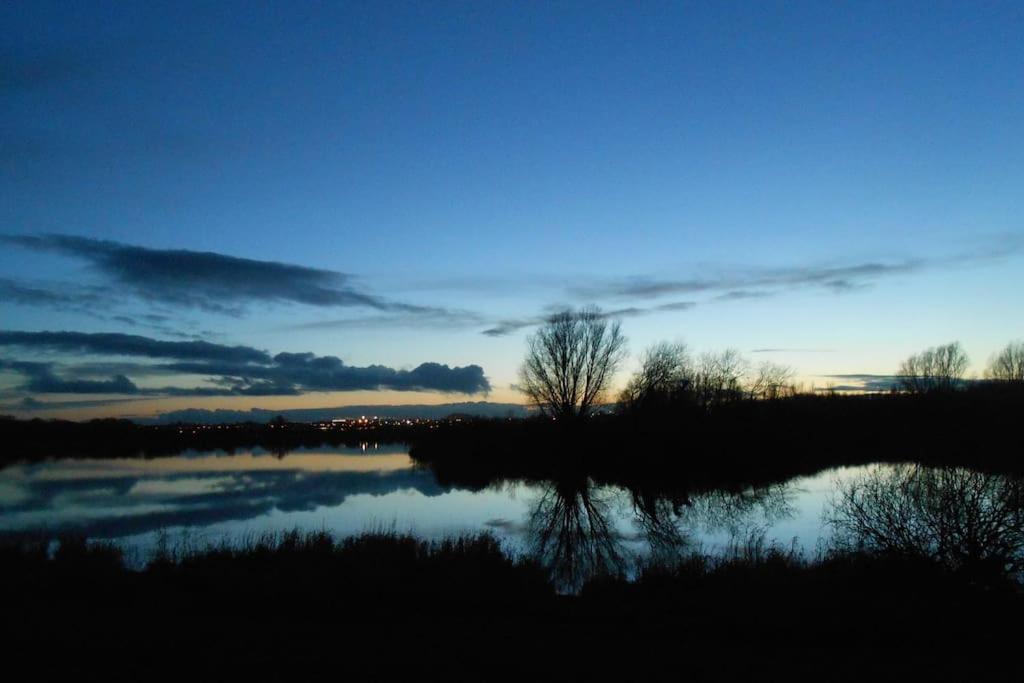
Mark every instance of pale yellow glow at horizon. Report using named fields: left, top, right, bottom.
left=4, top=387, right=525, bottom=421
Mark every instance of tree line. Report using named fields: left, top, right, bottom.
left=518, top=306, right=1024, bottom=418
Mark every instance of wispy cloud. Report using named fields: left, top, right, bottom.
left=752, top=348, right=835, bottom=353
left=567, top=235, right=1023, bottom=302
left=1, top=234, right=453, bottom=318
left=480, top=236, right=1023, bottom=337
left=287, top=308, right=485, bottom=331
left=0, top=330, right=271, bottom=363
left=819, top=373, right=902, bottom=392
left=0, top=278, right=113, bottom=311
left=10, top=396, right=154, bottom=412
left=481, top=301, right=697, bottom=337
left=714, top=290, right=776, bottom=302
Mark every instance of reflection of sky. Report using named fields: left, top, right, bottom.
left=0, top=446, right=886, bottom=565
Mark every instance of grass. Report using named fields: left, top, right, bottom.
left=4, top=528, right=1023, bottom=680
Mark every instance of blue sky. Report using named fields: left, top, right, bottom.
left=2, top=1, right=1022, bottom=418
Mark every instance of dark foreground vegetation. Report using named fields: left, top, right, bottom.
left=412, top=383, right=1024, bottom=494
left=4, top=360, right=1024, bottom=680
left=3, top=529, right=1022, bottom=681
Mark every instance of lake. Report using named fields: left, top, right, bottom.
left=0, top=444, right=888, bottom=568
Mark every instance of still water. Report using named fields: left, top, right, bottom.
left=0, top=444, right=872, bottom=566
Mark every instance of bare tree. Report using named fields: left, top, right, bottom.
left=747, top=361, right=795, bottom=400
left=519, top=306, right=627, bottom=420
left=619, top=341, right=692, bottom=409
left=986, top=341, right=1024, bottom=382
left=693, top=349, right=748, bottom=407
left=897, top=341, right=969, bottom=393
left=829, top=464, right=1024, bottom=580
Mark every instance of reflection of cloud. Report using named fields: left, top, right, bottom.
left=0, top=455, right=448, bottom=539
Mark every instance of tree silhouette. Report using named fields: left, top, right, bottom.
left=619, top=341, right=692, bottom=411
left=897, top=341, right=969, bottom=393
left=986, top=341, right=1024, bottom=382
left=748, top=361, right=795, bottom=400
left=693, top=349, right=748, bottom=407
left=519, top=306, right=627, bottom=420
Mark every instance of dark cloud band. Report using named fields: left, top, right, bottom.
left=0, top=330, right=271, bottom=364
left=0, top=330, right=490, bottom=396
left=1, top=234, right=440, bottom=316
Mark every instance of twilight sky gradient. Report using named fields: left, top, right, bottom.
left=2, top=1, right=1022, bottom=419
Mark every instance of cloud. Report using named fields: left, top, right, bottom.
left=287, top=308, right=485, bottom=331
left=263, top=353, right=489, bottom=394
left=481, top=236, right=1024, bottom=337
left=819, top=374, right=902, bottom=392
left=569, top=261, right=924, bottom=301
left=481, top=301, right=697, bottom=337
left=0, top=278, right=105, bottom=309
left=714, top=290, right=776, bottom=302
left=0, top=330, right=271, bottom=364
left=8, top=396, right=151, bottom=412
left=567, top=236, right=1024, bottom=303
left=0, top=360, right=138, bottom=394
left=0, top=279, right=124, bottom=323
left=0, top=330, right=491, bottom=396
left=1, top=234, right=443, bottom=316
left=481, top=317, right=544, bottom=337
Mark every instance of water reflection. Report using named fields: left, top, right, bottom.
left=21, top=446, right=1018, bottom=589
left=527, top=477, right=797, bottom=591
left=829, top=464, right=1024, bottom=579
left=0, top=448, right=448, bottom=538
left=528, top=477, right=628, bottom=591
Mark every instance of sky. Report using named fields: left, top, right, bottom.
left=2, top=1, right=1022, bottom=420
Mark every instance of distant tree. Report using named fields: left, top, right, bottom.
left=985, top=341, right=1024, bottom=382
left=619, top=341, right=692, bottom=410
left=897, top=342, right=969, bottom=393
left=519, top=306, right=627, bottom=420
left=693, top=349, right=748, bottom=407
left=747, top=361, right=795, bottom=400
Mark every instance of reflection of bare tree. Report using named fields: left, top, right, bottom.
left=680, top=486, right=795, bottom=537
left=528, top=478, right=796, bottom=591
left=630, top=484, right=795, bottom=562
left=829, top=465, right=1024, bottom=578
left=528, top=478, right=627, bottom=593
left=629, top=491, right=691, bottom=560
